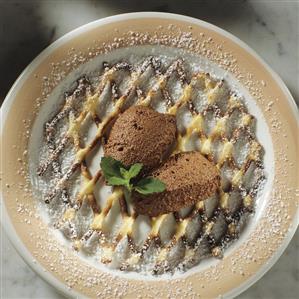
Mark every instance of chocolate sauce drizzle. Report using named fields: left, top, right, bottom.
left=37, top=56, right=265, bottom=274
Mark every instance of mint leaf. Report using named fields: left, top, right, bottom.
left=101, top=157, right=165, bottom=198
left=100, top=156, right=124, bottom=179
left=120, top=163, right=142, bottom=181
left=107, top=176, right=127, bottom=186
left=120, top=167, right=129, bottom=179
left=127, top=163, right=143, bottom=179
left=134, top=177, right=166, bottom=195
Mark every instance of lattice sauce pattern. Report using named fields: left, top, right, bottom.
left=37, top=56, right=265, bottom=274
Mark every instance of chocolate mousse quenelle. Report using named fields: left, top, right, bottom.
left=104, top=105, right=220, bottom=216
left=104, top=105, right=177, bottom=174
left=134, top=151, right=220, bottom=217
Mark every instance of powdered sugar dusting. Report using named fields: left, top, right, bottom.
left=27, top=44, right=270, bottom=277
left=3, top=24, right=297, bottom=298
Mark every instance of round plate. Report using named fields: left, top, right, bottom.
left=1, top=12, right=298, bottom=298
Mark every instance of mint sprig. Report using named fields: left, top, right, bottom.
left=134, top=177, right=166, bottom=195
left=100, top=157, right=166, bottom=200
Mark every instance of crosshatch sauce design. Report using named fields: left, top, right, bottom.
left=35, top=55, right=265, bottom=275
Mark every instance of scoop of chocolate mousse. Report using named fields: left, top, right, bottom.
left=134, top=151, right=220, bottom=217
left=104, top=106, right=177, bottom=173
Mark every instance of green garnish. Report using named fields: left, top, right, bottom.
left=134, top=177, right=165, bottom=195
left=100, top=156, right=165, bottom=201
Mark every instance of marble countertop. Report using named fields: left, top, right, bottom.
left=1, top=0, right=298, bottom=298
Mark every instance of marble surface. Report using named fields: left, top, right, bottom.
left=0, top=0, right=298, bottom=298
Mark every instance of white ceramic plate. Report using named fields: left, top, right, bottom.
left=1, top=12, right=298, bottom=298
